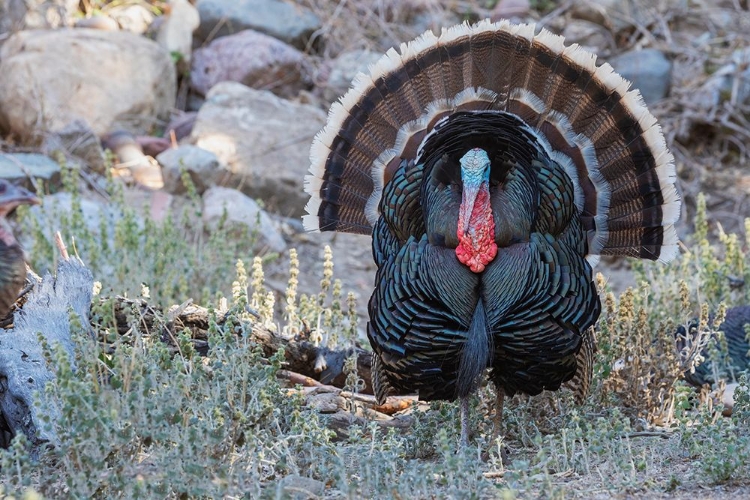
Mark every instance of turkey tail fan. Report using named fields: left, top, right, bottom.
left=304, top=19, right=680, bottom=263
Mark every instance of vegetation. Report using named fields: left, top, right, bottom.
left=0, top=175, right=748, bottom=498
left=1, top=0, right=749, bottom=498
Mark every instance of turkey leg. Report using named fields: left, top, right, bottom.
left=460, top=395, right=471, bottom=447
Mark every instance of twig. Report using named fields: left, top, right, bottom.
left=626, top=431, right=672, bottom=439
left=55, top=232, right=69, bottom=260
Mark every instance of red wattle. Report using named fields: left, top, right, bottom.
left=456, top=188, right=497, bottom=273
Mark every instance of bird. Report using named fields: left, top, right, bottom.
left=304, top=20, right=681, bottom=446
left=677, top=306, right=750, bottom=388
left=0, top=180, right=40, bottom=319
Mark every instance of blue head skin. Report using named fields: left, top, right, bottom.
left=458, top=148, right=491, bottom=235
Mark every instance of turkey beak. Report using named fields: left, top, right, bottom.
left=0, top=184, right=40, bottom=218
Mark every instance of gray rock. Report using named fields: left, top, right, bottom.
left=41, top=119, right=106, bottom=173
left=323, top=49, right=382, bottom=102
left=195, top=0, right=321, bottom=50
left=278, top=475, right=326, bottom=500
left=0, top=0, right=77, bottom=33
left=191, top=29, right=313, bottom=98
left=155, top=0, right=200, bottom=65
left=202, top=186, right=286, bottom=253
left=0, top=153, right=61, bottom=187
left=28, top=192, right=121, bottom=240
left=106, top=4, right=154, bottom=34
left=490, top=0, right=530, bottom=21
left=190, top=82, right=326, bottom=217
left=609, top=48, right=672, bottom=105
left=0, top=29, right=176, bottom=142
left=157, top=145, right=225, bottom=195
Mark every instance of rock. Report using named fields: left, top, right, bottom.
left=0, top=0, right=77, bottom=33
left=609, top=48, right=672, bottom=105
left=26, top=192, right=123, bottom=248
left=202, top=186, right=287, bottom=253
left=165, top=112, right=198, bottom=142
left=156, top=0, right=200, bottom=65
left=490, top=0, right=530, bottom=21
left=157, top=145, right=225, bottom=195
left=74, top=15, right=120, bottom=31
left=190, top=82, right=326, bottom=217
left=0, top=153, right=61, bottom=187
left=0, top=29, right=176, bottom=142
left=561, top=20, right=614, bottom=57
left=278, top=475, right=326, bottom=500
left=101, top=131, right=164, bottom=189
left=194, top=0, right=321, bottom=50
left=41, top=119, right=106, bottom=173
left=106, top=4, right=154, bottom=34
left=721, top=383, right=738, bottom=417
left=192, top=30, right=312, bottom=98
left=323, top=49, right=382, bottom=102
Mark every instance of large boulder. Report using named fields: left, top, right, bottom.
left=190, top=82, right=325, bottom=217
left=191, top=29, right=313, bottom=98
left=194, top=0, right=321, bottom=50
left=0, top=29, right=176, bottom=142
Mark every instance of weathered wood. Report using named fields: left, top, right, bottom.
left=99, top=298, right=378, bottom=396
left=0, top=237, right=93, bottom=456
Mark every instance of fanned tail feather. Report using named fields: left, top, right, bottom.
left=305, top=20, right=681, bottom=262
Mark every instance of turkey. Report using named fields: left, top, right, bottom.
left=677, top=307, right=750, bottom=388
left=304, top=20, right=681, bottom=446
left=0, top=180, right=39, bottom=319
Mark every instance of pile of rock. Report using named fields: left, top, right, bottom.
left=0, top=0, right=686, bottom=306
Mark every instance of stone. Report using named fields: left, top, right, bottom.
left=74, top=15, right=120, bottom=31
left=278, top=475, right=325, bottom=500
left=40, top=119, right=106, bottom=173
left=24, top=192, right=125, bottom=252
left=156, top=0, right=200, bottom=64
left=195, top=0, right=321, bottom=50
left=165, top=112, right=198, bottom=142
left=202, top=186, right=287, bottom=253
left=190, top=82, right=326, bottom=217
left=106, top=4, right=154, bottom=34
left=0, top=0, right=77, bottom=33
left=0, top=153, right=61, bottom=187
left=323, top=49, right=382, bottom=102
left=191, top=29, right=313, bottom=98
left=157, top=145, right=225, bottom=195
left=609, top=48, right=672, bottom=105
left=490, top=0, right=530, bottom=21
left=0, top=29, right=176, bottom=142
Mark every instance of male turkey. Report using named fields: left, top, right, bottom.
left=0, top=180, right=39, bottom=319
left=304, top=20, right=681, bottom=446
left=677, top=307, right=750, bottom=388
